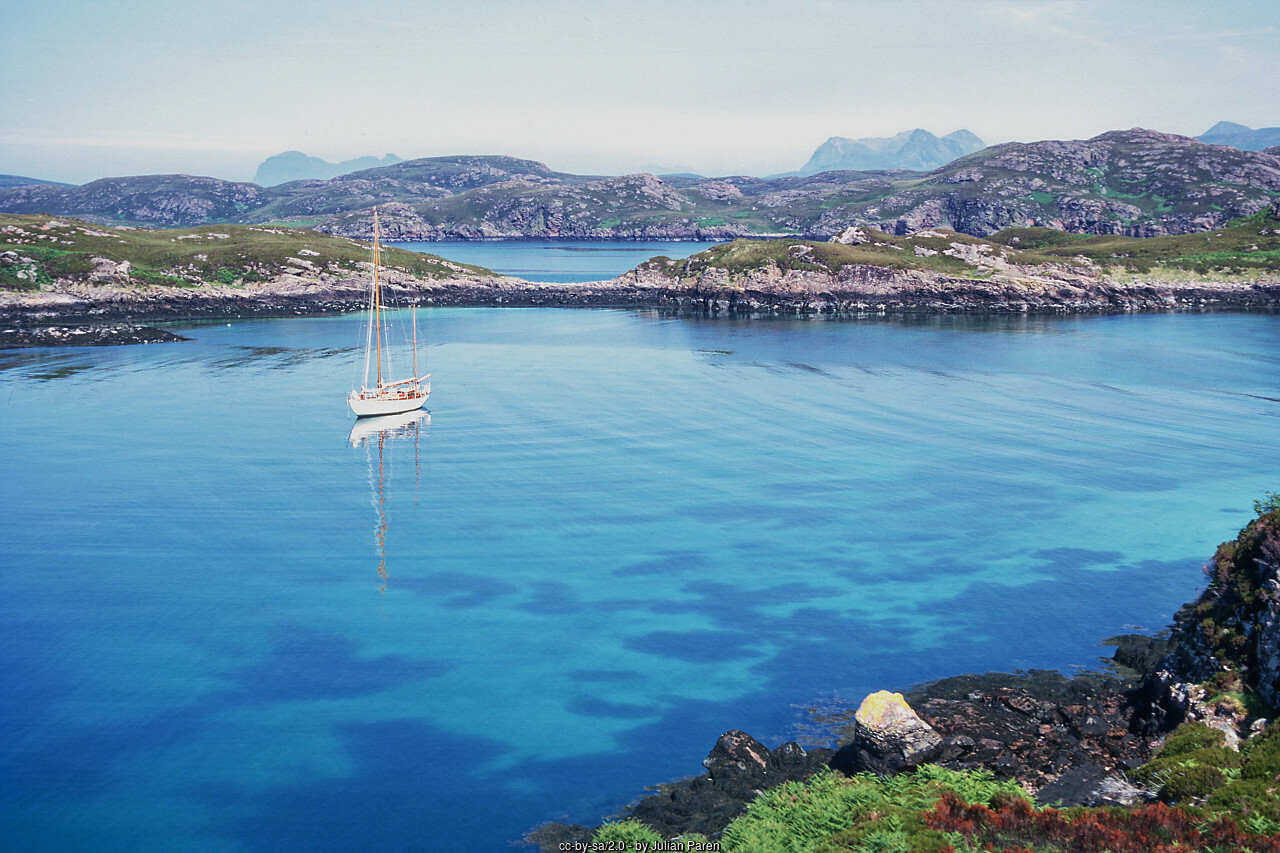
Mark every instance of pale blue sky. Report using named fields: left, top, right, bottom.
left=3, top=0, right=1278, bottom=184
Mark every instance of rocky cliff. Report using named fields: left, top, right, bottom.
left=1145, top=497, right=1280, bottom=731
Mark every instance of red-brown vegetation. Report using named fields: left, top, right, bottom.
left=928, top=791, right=1280, bottom=853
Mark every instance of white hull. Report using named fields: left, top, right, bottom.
left=348, top=385, right=430, bottom=418
left=348, top=409, right=430, bottom=447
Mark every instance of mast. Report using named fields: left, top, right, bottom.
left=374, top=207, right=382, bottom=388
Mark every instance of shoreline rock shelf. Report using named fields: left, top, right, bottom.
left=0, top=322, right=189, bottom=347
left=2, top=265, right=1278, bottom=346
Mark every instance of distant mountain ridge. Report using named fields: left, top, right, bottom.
left=0, top=174, right=75, bottom=189
left=252, top=151, right=403, bottom=187
left=797, top=129, right=986, bottom=175
left=3, top=130, right=1279, bottom=240
left=1197, top=122, right=1280, bottom=152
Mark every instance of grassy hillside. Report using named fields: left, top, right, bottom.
left=665, top=204, right=1280, bottom=282
left=990, top=205, right=1280, bottom=276
left=0, top=214, right=494, bottom=291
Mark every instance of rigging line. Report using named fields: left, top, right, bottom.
left=360, top=229, right=376, bottom=391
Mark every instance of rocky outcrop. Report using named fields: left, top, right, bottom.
left=0, top=265, right=529, bottom=327
left=0, top=323, right=188, bottom=348
left=7, top=260, right=1279, bottom=330
left=619, top=257, right=1280, bottom=317
left=830, top=690, right=943, bottom=774
left=1140, top=507, right=1280, bottom=731
left=528, top=730, right=833, bottom=849
left=903, top=670, right=1156, bottom=804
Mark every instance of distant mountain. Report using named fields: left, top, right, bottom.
left=797, top=129, right=986, bottom=175
left=0, top=174, right=75, bottom=189
left=1197, top=122, right=1280, bottom=151
left=252, top=151, right=403, bottom=187
left=4, top=132, right=1279, bottom=238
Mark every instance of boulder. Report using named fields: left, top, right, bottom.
left=831, top=690, right=943, bottom=775
left=701, top=729, right=772, bottom=783
left=829, top=225, right=868, bottom=245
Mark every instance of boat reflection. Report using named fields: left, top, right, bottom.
left=349, top=409, right=430, bottom=592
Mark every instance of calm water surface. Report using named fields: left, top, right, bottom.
left=2, top=308, right=1278, bottom=852
left=391, top=239, right=721, bottom=282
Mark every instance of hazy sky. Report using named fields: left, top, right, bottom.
left=3, top=0, right=1278, bottom=184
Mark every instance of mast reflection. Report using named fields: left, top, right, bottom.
left=349, top=409, right=429, bottom=592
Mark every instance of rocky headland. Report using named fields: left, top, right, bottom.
left=529, top=500, right=1280, bottom=850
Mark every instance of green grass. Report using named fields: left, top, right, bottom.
left=985, top=208, right=1280, bottom=275
left=676, top=235, right=990, bottom=280
left=653, top=204, right=1280, bottom=285
left=0, top=213, right=497, bottom=291
left=584, top=767, right=1027, bottom=853
left=588, top=757, right=1280, bottom=852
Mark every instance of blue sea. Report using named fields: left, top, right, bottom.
left=2, top=303, right=1279, bottom=852
left=390, top=239, right=721, bottom=283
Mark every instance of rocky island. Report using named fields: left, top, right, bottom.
left=3, top=199, right=1279, bottom=346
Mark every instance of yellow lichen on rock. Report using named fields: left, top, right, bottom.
left=855, top=690, right=914, bottom=730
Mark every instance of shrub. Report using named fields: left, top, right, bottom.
left=1207, top=779, right=1280, bottom=825
left=721, top=772, right=874, bottom=853
left=592, top=819, right=663, bottom=849
left=1133, top=723, right=1242, bottom=804
left=1241, top=723, right=1280, bottom=782
left=1159, top=763, right=1234, bottom=801
left=720, top=766, right=1028, bottom=853
left=1254, top=491, right=1280, bottom=516
left=928, top=793, right=1280, bottom=853
left=1154, top=722, right=1231, bottom=760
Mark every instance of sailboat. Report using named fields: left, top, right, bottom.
left=348, top=207, right=430, bottom=418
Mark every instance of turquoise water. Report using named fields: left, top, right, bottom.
left=2, top=308, right=1278, bottom=852
left=391, top=239, right=721, bottom=282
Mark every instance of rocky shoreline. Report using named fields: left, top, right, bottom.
left=528, top=508, right=1280, bottom=850
left=2, top=261, right=1278, bottom=348
left=529, top=645, right=1167, bottom=850
left=0, top=322, right=190, bottom=348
